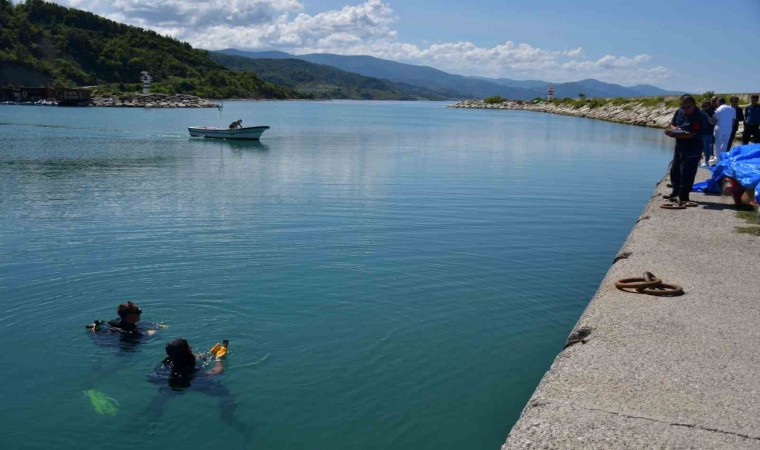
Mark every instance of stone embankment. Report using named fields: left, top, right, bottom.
left=451, top=100, right=757, bottom=138
left=450, top=99, right=676, bottom=128
left=90, top=93, right=218, bottom=108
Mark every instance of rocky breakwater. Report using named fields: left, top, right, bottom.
left=90, top=93, right=219, bottom=108
left=450, top=99, right=677, bottom=129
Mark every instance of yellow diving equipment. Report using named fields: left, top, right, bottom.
left=209, top=339, right=229, bottom=359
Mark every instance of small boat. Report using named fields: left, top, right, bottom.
left=188, top=125, right=270, bottom=140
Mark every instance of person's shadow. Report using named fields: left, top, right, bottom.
left=698, top=200, right=747, bottom=211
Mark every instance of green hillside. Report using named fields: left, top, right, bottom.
left=0, top=0, right=302, bottom=99
left=210, top=53, right=443, bottom=100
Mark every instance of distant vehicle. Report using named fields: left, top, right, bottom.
left=188, top=125, right=270, bottom=140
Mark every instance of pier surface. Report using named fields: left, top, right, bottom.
left=503, top=172, right=760, bottom=449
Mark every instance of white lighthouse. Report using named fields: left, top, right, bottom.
left=547, top=83, right=554, bottom=101
left=140, top=71, right=152, bottom=94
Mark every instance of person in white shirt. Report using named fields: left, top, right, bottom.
left=712, top=97, right=736, bottom=163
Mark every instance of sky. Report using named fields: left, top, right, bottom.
left=51, top=0, right=760, bottom=92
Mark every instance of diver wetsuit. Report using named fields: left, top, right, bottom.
left=107, top=318, right=140, bottom=334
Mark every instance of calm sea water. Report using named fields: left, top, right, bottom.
left=0, top=101, right=672, bottom=449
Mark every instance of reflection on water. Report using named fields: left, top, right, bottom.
left=0, top=101, right=674, bottom=450
left=188, top=138, right=270, bottom=152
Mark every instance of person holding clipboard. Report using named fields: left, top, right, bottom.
left=664, top=95, right=711, bottom=204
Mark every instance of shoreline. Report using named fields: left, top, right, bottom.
left=502, top=171, right=760, bottom=448
left=450, top=99, right=747, bottom=139
left=89, top=93, right=219, bottom=108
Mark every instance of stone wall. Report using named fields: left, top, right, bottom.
left=449, top=99, right=746, bottom=136
left=90, top=93, right=218, bottom=108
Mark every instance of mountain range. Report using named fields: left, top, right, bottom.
left=209, top=53, right=445, bottom=100
left=217, top=49, right=683, bottom=101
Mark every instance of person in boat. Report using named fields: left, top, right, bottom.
left=143, top=338, right=251, bottom=440
left=229, top=119, right=243, bottom=129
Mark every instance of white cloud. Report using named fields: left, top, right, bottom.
left=60, top=0, right=303, bottom=29
left=50, top=0, right=674, bottom=85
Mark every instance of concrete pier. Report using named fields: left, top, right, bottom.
left=503, top=172, right=760, bottom=449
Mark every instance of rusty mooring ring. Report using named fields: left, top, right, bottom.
left=637, top=283, right=684, bottom=296
left=615, top=274, right=663, bottom=290
left=660, top=203, right=686, bottom=209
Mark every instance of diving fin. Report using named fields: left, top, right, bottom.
left=84, top=389, right=119, bottom=416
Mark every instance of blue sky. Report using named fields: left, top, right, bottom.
left=54, top=0, right=759, bottom=92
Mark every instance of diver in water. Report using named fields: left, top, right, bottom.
left=144, top=338, right=251, bottom=441
left=82, top=302, right=166, bottom=414
left=107, top=301, right=146, bottom=334
left=159, top=338, right=223, bottom=388
left=87, top=301, right=163, bottom=337
left=86, top=301, right=166, bottom=353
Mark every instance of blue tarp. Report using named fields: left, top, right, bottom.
left=692, top=143, right=760, bottom=199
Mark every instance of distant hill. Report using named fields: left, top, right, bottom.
left=481, top=77, right=682, bottom=98
left=219, top=49, right=530, bottom=99
left=0, top=0, right=301, bottom=99
left=627, top=84, right=683, bottom=97
left=219, top=48, right=683, bottom=100
left=209, top=53, right=444, bottom=100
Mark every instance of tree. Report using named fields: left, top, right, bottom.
left=578, top=93, right=586, bottom=99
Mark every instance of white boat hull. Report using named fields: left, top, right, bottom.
left=188, top=126, right=270, bottom=140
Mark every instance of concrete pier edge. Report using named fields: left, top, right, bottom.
left=502, top=171, right=760, bottom=449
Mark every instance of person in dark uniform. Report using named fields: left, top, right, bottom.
left=727, top=96, right=744, bottom=151
left=143, top=338, right=252, bottom=442
left=700, top=100, right=715, bottom=166
left=743, top=94, right=760, bottom=145
left=664, top=95, right=709, bottom=203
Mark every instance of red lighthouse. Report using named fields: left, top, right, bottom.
left=547, top=83, right=554, bottom=101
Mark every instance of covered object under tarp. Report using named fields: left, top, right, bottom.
left=693, top=143, right=760, bottom=200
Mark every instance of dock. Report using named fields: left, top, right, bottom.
left=503, top=171, right=760, bottom=448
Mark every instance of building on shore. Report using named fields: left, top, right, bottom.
left=140, top=71, right=152, bottom=94
left=0, top=87, right=91, bottom=106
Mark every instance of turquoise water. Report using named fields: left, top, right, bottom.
left=0, top=101, right=672, bottom=449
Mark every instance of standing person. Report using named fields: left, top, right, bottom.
left=743, top=94, right=760, bottom=145
left=728, top=96, right=744, bottom=151
left=665, top=95, right=707, bottom=203
left=713, top=98, right=736, bottom=162
left=700, top=100, right=715, bottom=167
